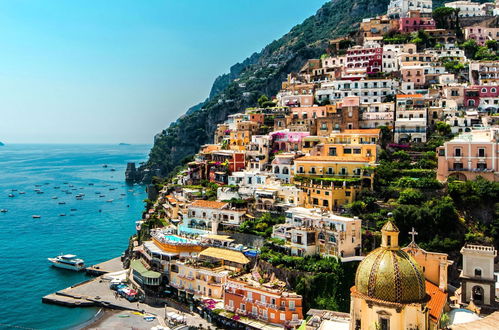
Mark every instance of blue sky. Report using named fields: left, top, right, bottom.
left=0, top=0, right=328, bottom=144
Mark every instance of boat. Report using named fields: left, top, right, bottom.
left=99, top=195, right=105, bottom=198
left=37, top=191, right=44, bottom=194
left=0, top=209, right=7, bottom=213
left=32, top=215, right=41, bottom=219
left=59, top=214, right=66, bottom=217
left=88, top=183, right=94, bottom=186
left=48, top=254, right=85, bottom=271
left=52, top=196, right=58, bottom=199
left=110, top=168, right=116, bottom=172
left=58, top=201, right=66, bottom=205
left=103, top=165, right=108, bottom=168
left=19, top=191, right=25, bottom=194
left=8, top=194, right=15, bottom=197
left=106, top=199, right=113, bottom=202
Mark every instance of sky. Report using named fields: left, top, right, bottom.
left=0, top=0, right=328, bottom=144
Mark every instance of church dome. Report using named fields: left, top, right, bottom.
left=354, top=221, right=426, bottom=304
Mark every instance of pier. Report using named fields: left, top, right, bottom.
left=85, top=256, right=123, bottom=276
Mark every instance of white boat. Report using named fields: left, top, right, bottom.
left=32, top=215, right=41, bottom=219
left=48, top=254, right=85, bottom=271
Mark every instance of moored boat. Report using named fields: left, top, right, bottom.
left=48, top=254, right=85, bottom=271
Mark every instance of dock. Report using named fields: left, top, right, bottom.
left=85, top=256, right=123, bottom=276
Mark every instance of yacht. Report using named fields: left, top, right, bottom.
left=48, top=254, right=85, bottom=271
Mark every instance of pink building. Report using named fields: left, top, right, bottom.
left=401, top=64, right=426, bottom=87
left=290, top=106, right=329, bottom=120
left=464, top=26, right=499, bottom=46
left=270, top=130, right=310, bottom=152
left=399, top=11, right=436, bottom=33
left=436, top=128, right=499, bottom=182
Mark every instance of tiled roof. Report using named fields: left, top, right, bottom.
left=191, top=200, right=228, bottom=209
left=425, top=280, right=447, bottom=323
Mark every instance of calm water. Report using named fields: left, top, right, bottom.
left=0, top=144, right=150, bottom=329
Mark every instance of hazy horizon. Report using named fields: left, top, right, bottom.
left=0, top=0, right=328, bottom=144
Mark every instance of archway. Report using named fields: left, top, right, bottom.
left=449, top=172, right=467, bottom=181
left=472, top=285, right=484, bottom=304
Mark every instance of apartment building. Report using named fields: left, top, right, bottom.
left=272, top=207, right=362, bottom=258
left=394, top=94, right=428, bottom=143
left=436, top=128, right=499, bottom=182
left=388, top=0, right=433, bottom=18
left=224, top=274, right=303, bottom=327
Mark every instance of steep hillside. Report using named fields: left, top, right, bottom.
left=137, top=0, right=390, bottom=180
left=139, top=0, right=488, bottom=181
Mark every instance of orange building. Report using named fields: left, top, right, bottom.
left=224, top=274, right=303, bottom=327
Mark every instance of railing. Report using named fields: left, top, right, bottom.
left=225, top=305, right=235, bottom=312
left=394, top=128, right=427, bottom=133
left=449, top=168, right=493, bottom=172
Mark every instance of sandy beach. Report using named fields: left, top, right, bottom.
left=82, top=309, right=161, bottom=329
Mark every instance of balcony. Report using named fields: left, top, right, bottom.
left=449, top=167, right=494, bottom=173
left=225, top=305, right=235, bottom=312
left=394, top=128, right=427, bottom=133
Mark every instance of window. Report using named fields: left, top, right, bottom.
left=329, top=147, right=337, bottom=156
left=474, top=268, right=482, bottom=277
left=289, top=301, right=295, bottom=310
left=380, top=318, right=389, bottom=330
left=274, top=167, right=280, bottom=174
left=478, top=148, right=485, bottom=157
left=454, top=148, right=462, bottom=157
left=344, top=148, right=352, bottom=154
left=280, top=313, right=286, bottom=321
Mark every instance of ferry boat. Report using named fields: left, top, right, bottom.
left=48, top=254, right=85, bottom=271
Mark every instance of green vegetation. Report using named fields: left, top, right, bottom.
left=239, top=213, right=285, bottom=237
left=260, top=245, right=357, bottom=312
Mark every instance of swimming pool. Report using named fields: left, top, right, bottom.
left=163, top=235, right=190, bottom=243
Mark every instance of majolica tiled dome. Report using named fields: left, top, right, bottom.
left=355, top=222, right=426, bottom=304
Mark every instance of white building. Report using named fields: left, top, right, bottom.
left=272, top=207, right=362, bottom=258
left=315, top=79, right=398, bottom=104
left=388, top=0, right=433, bottom=18
left=359, top=102, right=395, bottom=128
left=445, top=1, right=487, bottom=17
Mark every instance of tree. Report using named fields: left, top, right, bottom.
left=485, top=40, right=498, bottom=52
left=435, top=121, right=451, bottom=136
left=433, top=7, right=459, bottom=30
left=257, top=95, right=269, bottom=107
left=475, top=46, right=497, bottom=61
left=461, top=39, right=479, bottom=59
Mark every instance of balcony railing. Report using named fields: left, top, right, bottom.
left=394, top=128, right=427, bottom=133
left=449, top=168, right=494, bottom=172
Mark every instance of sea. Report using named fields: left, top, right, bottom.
left=0, top=144, right=150, bottom=329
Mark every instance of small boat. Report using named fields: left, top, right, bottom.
left=109, top=188, right=116, bottom=191
left=99, top=195, right=105, bottom=198
left=0, top=209, right=8, bottom=213
left=37, top=191, right=44, bottom=194
left=106, top=199, right=113, bottom=203
left=58, top=202, right=66, bottom=205
left=8, top=194, right=15, bottom=198
left=19, top=191, right=25, bottom=194
left=52, top=196, right=58, bottom=199
left=110, top=168, right=116, bottom=172
left=32, top=215, right=41, bottom=219
left=95, top=191, right=101, bottom=194
left=120, top=193, right=126, bottom=196
left=48, top=254, right=85, bottom=271
left=88, top=183, right=94, bottom=186
left=59, top=214, right=66, bottom=217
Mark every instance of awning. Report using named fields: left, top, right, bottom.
left=130, top=259, right=162, bottom=279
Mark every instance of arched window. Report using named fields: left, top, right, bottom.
left=469, top=99, right=475, bottom=106
left=274, top=166, right=280, bottom=174
left=472, top=285, right=484, bottom=304
left=282, top=167, right=289, bottom=175
left=491, top=88, right=496, bottom=93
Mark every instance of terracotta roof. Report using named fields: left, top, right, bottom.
left=397, top=94, right=424, bottom=98
left=199, top=247, right=249, bottom=265
left=426, top=280, right=447, bottom=323
left=341, top=129, right=381, bottom=135
left=190, top=200, right=228, bottom=209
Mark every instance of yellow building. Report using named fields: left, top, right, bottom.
left=350, top=221, right=430, bottom=330
left=229, top=121, right=260, bottom=148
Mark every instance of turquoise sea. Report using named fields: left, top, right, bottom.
left=0, top=144, right=150, bottom=329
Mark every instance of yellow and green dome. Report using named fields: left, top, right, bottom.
left=354, top=221, right=426, bottom=304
